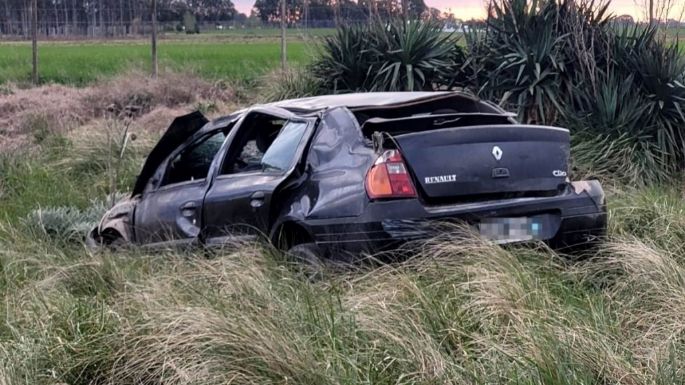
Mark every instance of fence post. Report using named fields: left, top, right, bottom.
left=280, top=0, right=286, bottom=72
left=303, top=0, right=309, bottom=32
left=151, top=0, right=158, bottom=78
left=31, top=0, right=38, bottom=84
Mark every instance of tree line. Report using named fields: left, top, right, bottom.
left=1, top=0, right=435, bottom=37
left=1, top=0, right=239, bottom=36
left=252, top=0, right=429, bottom=25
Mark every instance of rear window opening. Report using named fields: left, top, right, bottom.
left=360, top=112, right=515, bottom=139
left=351, top=95, right=515, bottom=139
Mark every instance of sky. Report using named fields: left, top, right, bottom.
left=232, top=0, right=685, bottom=21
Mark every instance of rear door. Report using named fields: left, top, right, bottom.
left=133, top=128, right=229, bottom=246
left=202, top=112, right=316, bottom=246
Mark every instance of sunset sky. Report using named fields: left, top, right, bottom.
left=232, top=0, right=684, bottom=21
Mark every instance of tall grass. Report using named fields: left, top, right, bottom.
left=3, top=193, right=685, bottom=384
left=3, top=107, right=685, bottom=384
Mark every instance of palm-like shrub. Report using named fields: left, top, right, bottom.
left=313, top=24, right=377, bottom=92
left=471, top=0, right=569, bottom=123
left=464, top=0, right=613, bottom=124
left=367, top=21, right=461, bottom=91
left=564, top=27, right=685, bottom=183
left=313, top=20, right=461, bottom=92
left=466, top=1, right=685, bottom=183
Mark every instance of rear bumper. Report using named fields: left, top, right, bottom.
left=304, top=180, right=606, bottom=255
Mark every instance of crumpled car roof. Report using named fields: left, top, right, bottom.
left=268, top=91, right=477, bottom=112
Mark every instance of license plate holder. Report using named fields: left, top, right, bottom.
left=478, top=217, right=543, bottom=244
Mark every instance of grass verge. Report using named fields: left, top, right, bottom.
left=2, top=71, right=685, bottom=384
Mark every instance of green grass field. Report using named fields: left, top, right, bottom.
left=0, top=39, right=313, bottom=85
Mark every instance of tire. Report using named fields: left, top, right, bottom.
left=287, top=243, right=325, bottom=279
left=88, top=229, right=127, bottom=251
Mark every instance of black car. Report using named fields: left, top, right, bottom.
left=88, top=92, right=606, bottom=260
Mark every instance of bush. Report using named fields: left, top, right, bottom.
left=313, top=20, right=462, bottom=92
left=22, top=193, right=128, bottom=243
left=563, top=27, right=685, bottom=184
left=465, top=1, right=685, bottom=184
left=258, top=68, right=322, bottom=102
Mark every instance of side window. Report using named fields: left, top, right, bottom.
left=221, top=117, right=284, bottom=175
left=261, top=121, right=308, bottom=172
left=221, top=119, right=308, bottom=175
left=163, top=131, right=226, bottom=186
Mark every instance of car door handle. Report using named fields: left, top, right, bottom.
left=181, top=202, right=198, bottom=210
left=250, top=191, right=265, bottom=208
left=180, top=202, right=197, bottom=217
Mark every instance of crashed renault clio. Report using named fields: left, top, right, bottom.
left=88, top=92, right=607, bottom=259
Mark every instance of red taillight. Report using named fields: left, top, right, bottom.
left=365, top=150, right=417, bottom=199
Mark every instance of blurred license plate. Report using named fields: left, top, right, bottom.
left=478, top=217, right=542, bottom=244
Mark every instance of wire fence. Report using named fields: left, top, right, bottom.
left=0, top=20, right=375, bottom=39
left=0, top=4, right=442, bottom=40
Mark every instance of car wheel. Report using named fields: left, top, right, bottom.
left=287, top=243, right=325, bottom=278
left=93, top=230, right=127, bottom=251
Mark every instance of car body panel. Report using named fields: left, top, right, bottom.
left=202, top=115, right=316, bottom=240
left=392, top=124, right=570, bottom=200
left=269, top=91, right=455, bottom=111
left=305, top=180, right=606, bottom=254
left=295, top=107, right=375, bottom=220
left=131, top=116, right=239, bottom=246
left=134, top=179, right=207, bottom=245
left=88, top=196, right=138, bottom=245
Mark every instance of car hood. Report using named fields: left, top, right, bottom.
left=132, top=111, right=208, bottom=196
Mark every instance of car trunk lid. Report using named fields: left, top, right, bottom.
left=377, top=123, right=570, bottom=203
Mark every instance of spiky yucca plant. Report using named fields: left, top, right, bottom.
left=565, top=26, right=685, bottom=183
left=366, top=21, right=461, bottom=91
left=313, top=20, right=461, bottom=92
left=464, top=0, right=613, bottom=124
left=465, top=0, right=684, bottom=184
left=313, top=24, right=377, bottom=93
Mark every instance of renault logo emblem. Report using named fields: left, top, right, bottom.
left=492, top=146, right=503, bottom=161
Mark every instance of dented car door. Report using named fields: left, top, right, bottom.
left=133, top=128, right=229, bottom=246
left=201, top=113, right=316, bottom=246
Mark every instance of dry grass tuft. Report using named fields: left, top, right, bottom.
left=81, top=70, right=234, bottom=119
left=0, top=71, right=235, bottom=153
